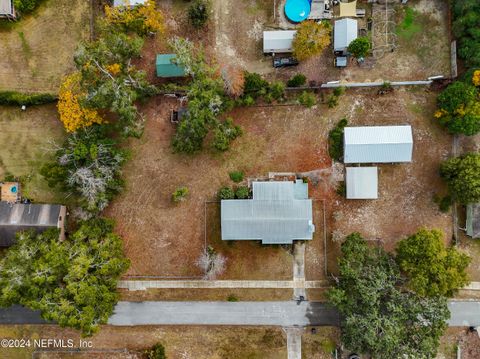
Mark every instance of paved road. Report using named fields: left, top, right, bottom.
left=108, top=301, right=340, bottom=326
left=1, top=301, right=479, bottom=327
left=448, top=301, right=480, bottom=327
left=0, top=305, right=46, bottom=324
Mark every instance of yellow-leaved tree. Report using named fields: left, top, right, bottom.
left=104, top=0, right=164, bottom=36
left=292, top=20, right=331, bottom=61
left=58, top=73, right=104, bottom=133
left=473, top=70, right=480, bottom=87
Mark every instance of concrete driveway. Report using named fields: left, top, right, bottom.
left=448, top=301, right=480, bottom=327
left=108, top=301, right=340, bottom=326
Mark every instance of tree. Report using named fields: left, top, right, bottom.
left=197, top=246, right=226, bottom=279
left=287, top=74, right=307, bottom=87
left=168, top=37, right=241, bottom=153
left=452, top=0, right=480, bottom=68
left=104, top=0, right=165, bottom=36
left=347, top=37, right=370, bottom=58
left=328, top=118, right=348, bottom=161
left=58, top=73, right=105, bottom=132
left=188, top=0, right=211, bottom=28
left=146, top=343, right=166, bottom=359
left=74, top=32, right=157, bottom=137
left=40, top=127, right=126, bottom=214
left=0, top=218, right=130, bottom=336
left=218, top=186, right=235, bottom=200
left=440, top=153, right=480, bottom=204
left=292, top=21, right=331, bottom=61
left=327, top=233, right=449, bottom=359
left=235, top=186, right=249, bottom=199
left=396, top=229, right=470, bottom=297
left=221, top=64, right=245, bottom=98
left=435, top=81, right=480, bottom=135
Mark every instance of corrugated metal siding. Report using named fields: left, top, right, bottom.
left=221, top=181, right=314, bottom=244
left=466, top=204, right=480, bottom=238
left=334, top=18, right=358, bottom=51
left=156, top=54, right=185, bottom=78
left=344, top=126, right=413, bottom=163
left=346, top=167, right=378, bottom=199
left=263, top=31, right=297, bottom=53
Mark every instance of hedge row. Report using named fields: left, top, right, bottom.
left=0, top=91, right=57, bottom=106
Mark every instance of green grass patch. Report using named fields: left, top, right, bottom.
left=396, top=7, right=422, bottom=41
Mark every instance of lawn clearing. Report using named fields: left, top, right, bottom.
left=302, top=326, right=340, bottom=359
left=0, top=105, right=66, bottom=203
left=0, top=0, right=90, bottom=93
left=0, top=325, right=287, bottom=359
left=106, top=97, right=333, bottom=277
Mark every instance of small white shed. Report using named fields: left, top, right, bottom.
left=344, top=125, right=413, bottom=164
left=334, top=18, right=358, bottom=55
left=263, top=30, right=297, bottom=54
left=113, top=0, right=146, bottom=7
left=346, top=167, right=378, bottom=199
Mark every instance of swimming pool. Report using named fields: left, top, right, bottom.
left=285, top=0, right=311, bottom=23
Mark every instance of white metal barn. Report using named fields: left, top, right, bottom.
left=263, top=31, right=297, bottom=54
left=346, top=167, right=378, bottom=199
left=334, top=18, right=358, bottom=55
left=343, top=125, right=413, bottom=164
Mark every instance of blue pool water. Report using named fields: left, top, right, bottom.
left=11, top=186, right=17, bottom=193
left=285, top=0, right=311, bottom=23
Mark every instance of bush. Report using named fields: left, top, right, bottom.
left=0, top=91, right=56, bottom=106
left=212, top=118, right=242, bottom=152
left=172, top=186, right=189, bottom=203
left=333, top=86, right=345, bottom=97
left=433, top=194, right=452, bottom=213
left=327, top=94, right=339, bottom=108
left=347, top=37, right=371, bottom=58
left=227, top=294, right=238, bottom=302
left=287, top=74, right=307, bottom=87
left=235, top=186, right=250, bottom=199
left=243, top=72, right=269, bottom=99
left=297, top=91, right=316, bottom=108
left=146, top=343, right=166, bottom=359
left=328, top=118, right=348, bottom=161
left=229, top=171, right=244, bottom=183
left=336, top=181, right=346, bottom=197
left=13, top=0, right=43, bottom=14
left=218, top=186, right=235, bottom=200
left=188, top=0, right=211, bottom=28
left=268, top=81, right=285, bottom=101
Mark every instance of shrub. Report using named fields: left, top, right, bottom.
left=287, top=74, right=307, bottom=87
left=433, top=194, right=452, bottom=213
left=0, top=91, right=56, bottom=106
left=13, top=0, right=43, bottom=15
left=333, top=86, right=345, bottom=97
left=268, top=81, right=285, bottom=101
left=297, top=91, right=316, bottom=108
left=229, top=171, right=244, bottom=183
left=227, top=294, right=238, bottom=302
left=347, top=37, right=371, bottom=58
left=327, top=94, right=339, bottom=108
left=172, top=186, right=189, bottom=203
left=188, top=0, right=211, bottom=28
left=243, top=72, right=269, bottom=99
left=440, top=153, right=480, bottom=204
left=328, top=118, right=348, bottom=161
left=336, top=181, right=346, bottom=197
left=235, top=186, right=250, bottom=199
left=146, top=343, right=166, bottom=359
left=218, top=186, right=235, bottom=200
left=211, top=118, right=242, bottom=152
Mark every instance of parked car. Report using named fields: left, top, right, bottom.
left=273, top=56, right=299, bottom=68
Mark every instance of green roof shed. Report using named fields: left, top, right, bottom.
left=156, top=54, right=185, bottom=78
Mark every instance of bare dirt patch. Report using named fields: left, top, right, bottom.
left=0, top=0, right=90, bottom=93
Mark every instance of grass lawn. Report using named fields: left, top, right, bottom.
left=0, top=0, right=90, bottom=93
left=302, top=326, right=340, bottom=359
left=0, top=105, right=66, bottom=203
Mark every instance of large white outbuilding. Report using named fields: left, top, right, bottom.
left=263, top=30, right=297, bottom=54
left=346, top=167, right=378, bottom=199
left=343, top=125, right=413, bottom=164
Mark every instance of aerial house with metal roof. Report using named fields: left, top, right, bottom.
left=333, top=18, right=358, bottom=56
left=0, top=203, right=66, bottom=247
left=221, top=180, right=315, bottom=244
left=263, top=30, right=297, bottom=54
left=343, top=125, right=413, bottom=164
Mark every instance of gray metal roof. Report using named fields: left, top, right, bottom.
left=0, top=203, right=62, bottom=247
left=344, top=125, right=413, bottom=163
left=221, top=181, right=314, bottom=244
left=466, top=204, right=480, bottom=238
left=263, top=31, right=297, bottom=53
left=0, top=0, right=13, bottom=16
left=346, top=167, right=378, bottom=199
left=334, top=18, right=358, bottom=51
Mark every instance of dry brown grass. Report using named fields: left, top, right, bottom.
left=0, top=0, right=90, bottom=93
left=0, top=325, right=287, bottom=359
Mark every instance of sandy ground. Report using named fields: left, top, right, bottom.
left=0, top=0, right=90, bottom=93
